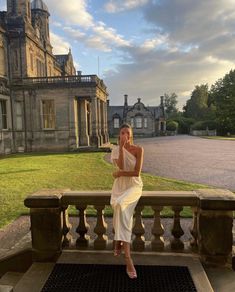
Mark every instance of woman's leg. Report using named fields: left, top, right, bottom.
left=123, top=241, right=136, bottom=274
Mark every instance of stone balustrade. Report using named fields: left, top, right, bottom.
left=24, top=189, right=235, bottom=267
left=12, top=75, right=107, bottom=91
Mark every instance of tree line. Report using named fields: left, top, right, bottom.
left=164, top=69, right=235, bottom=135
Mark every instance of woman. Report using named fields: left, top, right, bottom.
left=110, top=123, right=144, bottom=279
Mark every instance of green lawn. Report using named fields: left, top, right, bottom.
left=200, top=136, right=235, bottom=141
left=0, top=152, right=211, bottom=229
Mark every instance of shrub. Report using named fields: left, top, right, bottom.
left=166, top=120, right=178, bottom=131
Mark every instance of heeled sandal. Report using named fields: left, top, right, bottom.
left=125, top=257, right=137, bottom=279
left=113, top=241, right=123, bottom=256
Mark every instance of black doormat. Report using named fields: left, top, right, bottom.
left=41, top=263, right=197, bottom=292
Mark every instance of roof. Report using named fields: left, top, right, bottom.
left=31, top=0, right=49, bottom=12
left=55, top=55, right=69, bottom=65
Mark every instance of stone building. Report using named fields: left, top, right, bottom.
left=108, top=95, right=166, bottom=137
left=0, top=0, right=109, bottom=154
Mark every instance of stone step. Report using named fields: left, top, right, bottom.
left=0, top=272, right=24, bottom=292
left=14, top=263, right=55, bottom=292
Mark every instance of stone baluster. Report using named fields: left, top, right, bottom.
left=132, top=206, right=145, bottom=251
left=170, top=206, right=184, bottom=250
left=190, top=206, right=198, bottom=251
left=61, top=205, right=72, bottom=248
left=94, top=205, right=108, bottom=249
left=151, top=205, right=165, bottom=251
left=76, top=204, right=90, bottom=248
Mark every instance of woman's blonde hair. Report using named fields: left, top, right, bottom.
left=118, top=123, right=134, bottom=144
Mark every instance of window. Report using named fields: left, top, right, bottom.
left=42, top=100, right=55, bottom=129
left=30, top=53, right=34, bottom=71
left=14, top=50, right=18, bottom=70
left=144, top=117, right=147, bottom=128
left=135, top=116, right=142, bottom=129
left=0, top=100, right=7, bottom=129
left=15, top=102, right=23, bottom=130
left=130, top=118, right=134, bottom=128
left=113, top=118, right=119, bottom=129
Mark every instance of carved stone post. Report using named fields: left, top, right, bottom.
left=196, top=189, right=235, bottom=265
left=170, top=206, right=184, bottom=250
left=76, top=204, right=90, bottom=249
left=151, top=205, right=164, bottom=251
left=93, top=205, right=108, bottom=249
left=61, top=205, right=72, bottom=248
left=24, top=190, right=63, bottom=262
left=132, top=206, right=145, bottom=251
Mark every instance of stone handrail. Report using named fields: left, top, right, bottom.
left=12, top=75, right=107, bottom=91
left=24, top=189, right=235, bottom=267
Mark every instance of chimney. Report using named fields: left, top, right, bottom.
left=160, top=95, right=164, bottom=106
left=124, top=94, right=128, bottom=106
left=107, top=99, right=110, bottom=106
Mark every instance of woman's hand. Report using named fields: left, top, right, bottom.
left=113, top=171, right=121, bottom=178
left=119, top=134, right=128, bottom=148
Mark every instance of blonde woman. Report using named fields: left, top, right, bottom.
left=110, top=123, right=144, bottom=279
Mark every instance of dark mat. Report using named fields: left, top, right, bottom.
left=41, top=263, right=197, bottom=292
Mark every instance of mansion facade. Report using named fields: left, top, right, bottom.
left=108, top=95, right=166, bottom=137
left=0, top=0, right=109, bottom=155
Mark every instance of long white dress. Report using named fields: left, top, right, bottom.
left=110, top=145, right=143, bottom=243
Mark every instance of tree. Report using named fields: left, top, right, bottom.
left=209, top=70, right=235, bottom=134
left=183, top=84, right=210, bottom=120
left=164, top=93, right=178, bottom=117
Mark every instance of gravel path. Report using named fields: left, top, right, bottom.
left=133, top=135, right=235, bottom=191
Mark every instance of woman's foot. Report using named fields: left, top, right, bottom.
left=125, top=257, right=137, bottom=279
left=114, top=241, right=123, bottom=256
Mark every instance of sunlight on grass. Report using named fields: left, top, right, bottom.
left=0, top=152, right=210, bottom=228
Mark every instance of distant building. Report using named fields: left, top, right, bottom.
left=108, top=95, right=166, bottom=137
left=0, top=0, right=108, bottom=154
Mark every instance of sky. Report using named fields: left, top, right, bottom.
left=1, top=0, right=235, bottom=109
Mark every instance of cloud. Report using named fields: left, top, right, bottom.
left=46, top=0, right=93, bottom=28
left=50, top=32, right=71, bottom=54
left=104, top=0, right=149, bottom=13
left=104, top=0, right=235, bottom=109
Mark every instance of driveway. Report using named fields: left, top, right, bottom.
left=135, top=135, right=235, bottom=191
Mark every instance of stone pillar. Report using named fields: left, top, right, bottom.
left=100, top=100, right=107, bottom=144
left=196, top=189, right=235, bottom=265
left=24, top=190, right=64, bottom=262
left=78, top=99, right=89, bottom=146
left=103, top=100, right=109, bottom=143
left=97, top=98, right=103, bottom=144
left=90, top=96, right=100, bottom=147
left=69, top=97, right=78, bottom=150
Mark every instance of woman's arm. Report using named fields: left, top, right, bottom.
left=113, top=147, right=144, bottom=178
left=113, top=146, right=124, bottom=169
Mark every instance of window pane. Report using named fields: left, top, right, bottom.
left=130, top=118, right=134, bottom=128
left=135, top=117, right=142, bottom=128
left=42, top=100, right=55, bottom=129
left=114, top=118, right=119, bottom=129
left=0, top=100, right=7, bottom=129
left=144, top=118, right=147, bottom=128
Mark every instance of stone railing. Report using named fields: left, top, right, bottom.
left=24, top=189, right=235, bottom=267
left=12, top=75, right=107, bottom=91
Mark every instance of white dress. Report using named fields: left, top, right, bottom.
left=110, top=145, right=143, bottom=243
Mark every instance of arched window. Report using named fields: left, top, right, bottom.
left=144, top=117, right=147, bottom=128
left=113, top=118, right=119, bottom=129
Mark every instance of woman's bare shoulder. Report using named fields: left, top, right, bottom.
left=132, top=144, right=143, bottom=153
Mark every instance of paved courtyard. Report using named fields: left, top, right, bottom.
left=135, top=135, right=235, bottom=191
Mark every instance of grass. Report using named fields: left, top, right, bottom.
left=0, top=152, right=212, bottom=229
left=200, top=136, right=235, bottom=141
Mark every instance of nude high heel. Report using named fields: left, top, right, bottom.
left=125, top=257, right=137, bottom=279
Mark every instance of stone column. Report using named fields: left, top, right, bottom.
left=100, top=100, right=106, bottom=144
left=97, top=98, right=103, bottom=144
left=103, top=100, right=109, bottom=143
left=78, top=99, right=89, bottom=146
left=24, top=190, right=64, bottom=262
left=90, top=96, right=100, bottom=147
left=196, top=189, right=235, bottom=265
left=69, top=97, right=78, bottom=150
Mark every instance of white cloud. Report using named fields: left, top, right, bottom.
left=104, top=0, right=149, bottom=13
left=47, top=0, right=94, bottom=28
left=50, top=32, right=71, bottom=54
